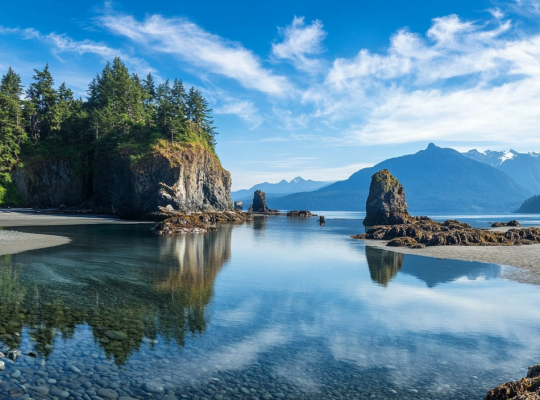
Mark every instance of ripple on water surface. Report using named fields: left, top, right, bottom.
left=0, top=216, right=538, bottom=399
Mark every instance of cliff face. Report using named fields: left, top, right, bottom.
left=11, top=144, right=234, bottom=218
left=11, top=159, right=86, bottom=207
left=92, top=145, right=234, bottom=218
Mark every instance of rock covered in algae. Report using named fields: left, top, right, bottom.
left=485, top=363, right=540, bottom=399
left=363, top=169, right=412, bottom=226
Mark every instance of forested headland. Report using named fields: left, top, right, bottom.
left=0, top=57, right=218, bottom=206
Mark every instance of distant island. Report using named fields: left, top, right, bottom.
left=516, top=195, right=540, bottom=213
left=0, top=58, right=234, bottom=217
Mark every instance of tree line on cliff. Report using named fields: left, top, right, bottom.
left=0, top=57, right=218, bottom=205
left=0, top=57, right=217, bottom=172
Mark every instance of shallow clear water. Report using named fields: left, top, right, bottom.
left=0, top=216, right=539, bottom=400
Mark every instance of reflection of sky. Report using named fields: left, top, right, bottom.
left=7, top=217, right=540, bottom=398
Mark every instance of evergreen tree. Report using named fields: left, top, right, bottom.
left=0, top=67, right=26, bottom=172
left=26, top=64, right=58, bottom=140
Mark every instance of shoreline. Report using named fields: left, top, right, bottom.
left=0, top=210, right=148, bottom=256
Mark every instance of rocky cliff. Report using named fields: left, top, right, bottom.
left=12, top=143, right=234, bottom=218
left=11, top=159, right=87, bottom=208
left=93, top=144, right=233, bottom=218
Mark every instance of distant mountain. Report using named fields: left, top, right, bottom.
left=269, top=144, right=531, bottom=213
left=231, top=177, right=332, bottom=201
left=463, top=149, right=540, bottom=194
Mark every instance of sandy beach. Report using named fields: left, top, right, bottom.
left=0, top=209, right=146, bottom=256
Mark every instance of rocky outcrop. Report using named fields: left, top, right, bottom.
left=491, top=220, right=521, bottom=228
left=287, top=210, right=313, bottom=217
left=93, top=145, right=234, bottom=219
left=154, top=210, right=253, bottom=234
left=252, top=190, right=268, bottom=212
left=234, top=201, right=243, bottom=211
left=11, top=159, right=87, bottom=208
left=485, top=364, right=540, bottom=400
left=363, top=169, right=412, bottom=226
left=250, top=190, right=279, bottom=214
left=354, top=219, right=540, bottom=247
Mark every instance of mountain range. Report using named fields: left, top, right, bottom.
left=231, top=177, right=332, bottom=202
left=267, top=144, right=532, bottom=213
left=462, top=149, right=540, bottom=194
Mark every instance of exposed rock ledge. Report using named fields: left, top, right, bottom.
left=353, top=221, right=540, bottom=248
left=154, top=209, right=253, bottom=235
left=485, top=363, right=540, bottom=400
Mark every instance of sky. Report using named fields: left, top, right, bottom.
left=2, top=0, right=540, bottom=190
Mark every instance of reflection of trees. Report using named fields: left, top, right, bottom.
left=366, top=247, right=404, bottom=286
left=0, top=225, right=233, bottom=364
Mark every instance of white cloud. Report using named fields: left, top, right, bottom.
left=272, top=16, right=326, bottom=73
left=215, top=99, right=262, bottom=128
left=100, top=13, right=291, bottom=96
left=303, top=12, right=540, bottom=146
left=0, top=26, right=156, bottom=76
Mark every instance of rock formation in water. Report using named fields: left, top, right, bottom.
left=250, top=190, right=279, bottom=214
left=13, top=144, right=235, bottom=219
left=363, top=169, right=412, bottom=226
left=252, top=190, right=268, bottom=212
left=491, top=220, right=521, bottom=228
left=353, top=170, right=537, bottom=248
left=287, top=210, right=313, bottom=217
left=154, top=210, right=253, bottom=235
left=234, top=201, right=243, bottom=211
left=485, top=363, right=540, bottom=399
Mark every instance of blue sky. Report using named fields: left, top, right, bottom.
left=2, top=0, right=540, bottom=189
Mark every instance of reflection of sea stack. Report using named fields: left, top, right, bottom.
left=363, top=169, right=412, bottom=226
left=365, top=247, right=404, bottom=286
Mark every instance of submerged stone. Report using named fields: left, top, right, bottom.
left=104, top=331, right=128, bottom=340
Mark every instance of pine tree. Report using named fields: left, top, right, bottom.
left=0, top=67, right=26, bottom=172
left=26, top=64, right=58, bottom=140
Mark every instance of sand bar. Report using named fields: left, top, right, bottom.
left=0, top=209, right=147, bottom=256
left=0, top=230, right=71, bottom=256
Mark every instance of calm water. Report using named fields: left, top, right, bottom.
left=0, top=215, right=539, bottom=400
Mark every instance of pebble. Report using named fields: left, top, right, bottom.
left=11, top=369, right=21, bottom=378
left=71, top=365, right=82, bottom=374
left=30, top=386, right=50, bottom=396
left=97, top=388, right=119, bottom=399
left=0, top=361, right=4, bottom=371
left=50, top=388, right=70, bottom=398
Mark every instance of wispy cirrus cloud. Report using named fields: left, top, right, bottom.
left=214, top=99, right=262, bottom=129
left=0, top=26, right=156, bottom=76
left=99, top=13, right=292, bottom=97
left=272, top=16, right=326, bottom=73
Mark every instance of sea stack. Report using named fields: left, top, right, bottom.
left=363, top=169, right=412, bottom=226
left=252, top=190, right=269, bottom=212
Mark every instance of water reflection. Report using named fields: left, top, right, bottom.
left=365, top=246, right=502, bottom=287
left=0, top=226, right=233, bottom=364
left=365, top=247, right=404, bottom=286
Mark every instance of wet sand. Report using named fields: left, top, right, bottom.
left=0, top=210, right=145, bottom=256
